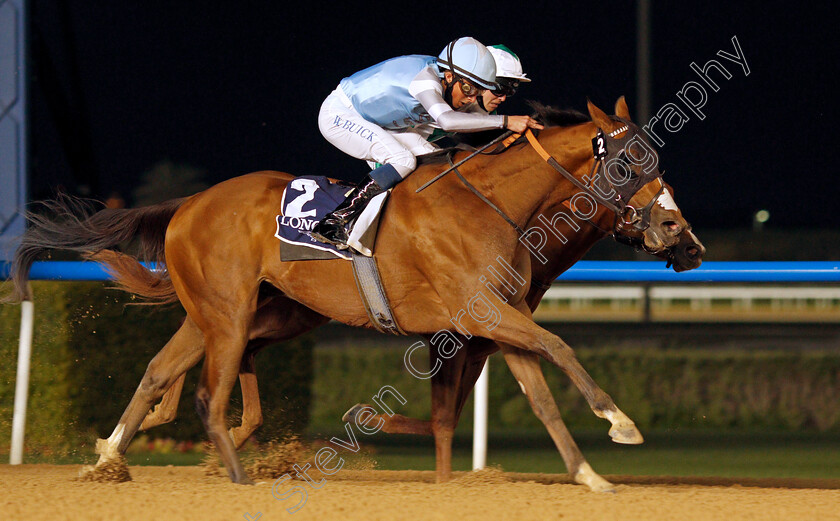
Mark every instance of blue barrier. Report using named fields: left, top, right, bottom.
left=0, top=261, right=157, bottom=281
left=2, top=260, right=839, bottom=283
left=556, top=261, right=840, bottom=282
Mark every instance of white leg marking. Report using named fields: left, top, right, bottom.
left=603, top=408, right=644, bottom=444
left=575, top=462, right=615, bottom=492
left=574, top=462, right=616, bottom=493
left=106, top=423, right=126, bottom=451
left=95, top=423, right=126, bottom=464
left=603, top=409, right=621, bottom=424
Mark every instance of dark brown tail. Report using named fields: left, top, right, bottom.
left=86, top=250, right=180, bottom=305
left=6, top=193, right=186, bottom=303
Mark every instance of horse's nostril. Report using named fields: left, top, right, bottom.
left=662, top=221, right=681, bottom=234
left=685, top=246, right=699, bottom=259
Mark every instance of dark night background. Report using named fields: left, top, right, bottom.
left=24, top=1, right=839, bottom=230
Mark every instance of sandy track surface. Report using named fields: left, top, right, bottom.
left=2, top=465, right=839, bottom=521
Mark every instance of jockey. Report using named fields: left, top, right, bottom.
left=310, top=36, right=543, bottom=248
left=429, top=44, right=531, bottom=144
left=436, top=44, right=532, bottom=147
left=475, top=44, right=531, bottom=114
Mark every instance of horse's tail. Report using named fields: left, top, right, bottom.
left=6, top=193, right=187, bottom=303
left=86, top=249, right=180, bottom=305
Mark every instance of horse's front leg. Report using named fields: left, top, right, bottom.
left=474, top=303, right=643, bottom=445
left=500, top=343, right=615, bottom=492
left=344, top=348, right=467, bottom=480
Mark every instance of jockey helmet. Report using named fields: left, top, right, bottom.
left=488, top=44, right=531, bottom=83
left=437, top=37, right=497, bottom=90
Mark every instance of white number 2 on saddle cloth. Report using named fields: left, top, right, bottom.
left=285, top=178, right=320, bottom=218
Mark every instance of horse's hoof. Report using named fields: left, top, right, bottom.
left=609, top=423, right=644, bottom=445
left=234, top=475, right=255, bottom=485
left=342, top=403, right=368, bottom=423
left=574, top=463, right=616, bottom=493
left=78, top=457, right=132, bottom=483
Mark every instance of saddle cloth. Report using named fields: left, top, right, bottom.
left=274, top=175, right=388, bottom=260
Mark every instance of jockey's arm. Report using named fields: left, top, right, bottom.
left=408, top=67, right=505, bottom=133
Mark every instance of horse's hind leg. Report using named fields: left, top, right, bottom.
left=195, top=326, right=253, bottom=484
left=500, top=344, right=614, bottom=492
left=228, top=300, right=330, bottom=448
left=92, top=317, right=204, bottom=466
left=139, top=347, right=261, bottom=449
left=228, top=350, right=261, bottom=449
left=139, top=372, right=186, bottom=431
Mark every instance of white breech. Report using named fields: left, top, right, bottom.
left=318, top=88, right=436, bottom=179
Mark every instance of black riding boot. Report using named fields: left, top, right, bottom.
left=310, top=175, right=385, bottom=248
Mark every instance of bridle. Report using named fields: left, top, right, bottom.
left=523, top=119, right=665, bottom=244
left=416, top=117, right=674, bottom=256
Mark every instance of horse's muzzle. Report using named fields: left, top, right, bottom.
left=669, top=231, right=706, bottom=272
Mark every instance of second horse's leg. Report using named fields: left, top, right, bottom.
left=343, top=338, right=496, bottom=482
left=227, top=301, right=330, bottom=448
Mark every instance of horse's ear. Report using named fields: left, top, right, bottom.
left=615, top=96, right=631, bottom=120
left=587, top=99, right=613, bottom=130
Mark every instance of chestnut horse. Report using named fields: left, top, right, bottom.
left=10, top=98, right=704, bottom=490
left=134, top=101, right=704, bottom=493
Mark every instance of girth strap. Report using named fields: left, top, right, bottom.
left=351, top=253, right=406, bottom=335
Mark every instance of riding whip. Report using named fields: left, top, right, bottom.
left=415, top=130, right=515, bottom=193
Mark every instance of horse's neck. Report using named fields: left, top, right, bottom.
left=479, top=124, right=614, bottom=284
left=472, top=124, right=600, bottom=233
left=530, top=203, right=612, bottom=286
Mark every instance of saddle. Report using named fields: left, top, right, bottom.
left=274, top=176, right=388, bottom=260
left=274, top=175, right=403, bottom=334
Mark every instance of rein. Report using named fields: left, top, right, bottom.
left=523, top=130, right=623, bottom=216
left=411, top=120, right=677, bottom=287
left=416, top=122, right=668, bottom=266
left=415, top=131, right=515, bottom=193
left=447, top=154, right=527, bottom=236
left=523, top=128, right=665, bottom=236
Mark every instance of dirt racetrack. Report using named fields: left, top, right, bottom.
left=2, top=465, right=840, bottom=521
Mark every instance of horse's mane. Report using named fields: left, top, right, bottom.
left=527, top=101, right=591, bottom=127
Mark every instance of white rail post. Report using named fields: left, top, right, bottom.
left=472, top=358, right=489, bottom=470
left=10, top=299, right=34, bottom=465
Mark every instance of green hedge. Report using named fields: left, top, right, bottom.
left=309, top=346, right=840, bottom=434
left=0, top=281, right=312, bottom=454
